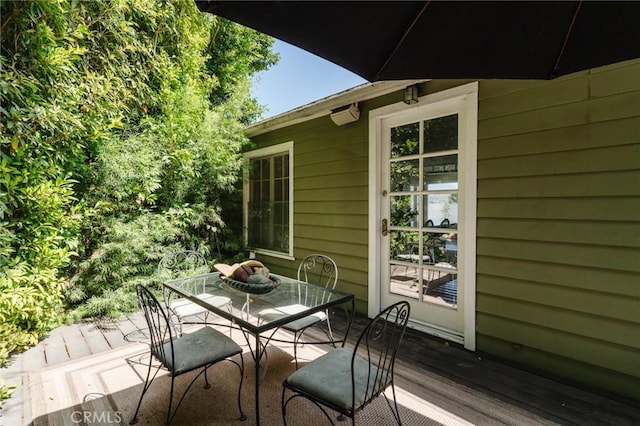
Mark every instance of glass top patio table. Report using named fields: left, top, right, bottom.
left=164, top=272, right=354, bottom=334
left=163, top=271, right=354, bottom=425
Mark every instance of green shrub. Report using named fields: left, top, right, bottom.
left=0, top=265, right=65, bottom=365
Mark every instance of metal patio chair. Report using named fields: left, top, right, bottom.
left=159, top=250, right=232, bottom=335
left=130, top=285, right=245, bottom=425
left=258, top=254, right=338, bottom=368
left=282, top=301, right=410, bottom=425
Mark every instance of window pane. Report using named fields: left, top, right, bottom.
left=391, top=123, right=419, bottom=158
left=250, top=181, right=259, bottom=201
left=283, top=179, right=289, bottom=201
left=389, top=231, right=420, bottom=263
left=423, top=232, right=457, bottom=268
left=422, top=193, right=457, bottom=228
left=422, top=268, right=457, bottom=307
left=274, top=178, right=283, bottom=201
left=390, top=159, right=419, bottom=192
left=390, top=195, right=419, bottom=227
left=261, top=158, right=270, bottom=179
left=283, top=154, right=290, bottom=177
left=424, top=154, right=458, bottom=190
left=423, top=114, right=458, bottom=153
left=249, top=159, right=259, bottom=180
left=389, top=265, right=420, bottom=300
left=247, top=152, right=290, bottom=254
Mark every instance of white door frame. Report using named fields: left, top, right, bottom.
left=368, top=82, right=478, bottom=351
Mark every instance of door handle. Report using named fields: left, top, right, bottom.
left=381, top=218, right=388, bottom=236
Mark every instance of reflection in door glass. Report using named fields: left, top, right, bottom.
left=424, top=154, right=458, bottom=190
left=423, top=231, right=457, bottom=268
left=389, top=231, right=420, bottom=263
left=424, top=114, right=458, bottom=153
left=390, top=196, right=419, bottom=227
left=422, top=268, right=457, bottom=307
left=389, top=265, right=420, bottom=300
left=423, top=193, right=458, bottom=228
left=391, top=123, right=420, bottom=157
left=390, top=159, right=419, bottom=192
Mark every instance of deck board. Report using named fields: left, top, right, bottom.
left=59, top=324, right=91, bottom=359
left=77, top=322, right=111, bottom=354
left=41, top=328, right=69, bottom=366
left=2, top=310, right=640, bottom=426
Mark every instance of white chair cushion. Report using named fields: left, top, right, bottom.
left=169, top=294, right=231, bottom=319
left=258, top=304, right=326, bottom=331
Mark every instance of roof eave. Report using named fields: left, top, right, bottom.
left=245, top=79, right=428, bottom=137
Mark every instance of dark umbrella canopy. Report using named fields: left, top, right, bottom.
left=196, top=1, right=640, bottom=81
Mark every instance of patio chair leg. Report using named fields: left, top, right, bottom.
left=389, top=384, right=402, bottom=425
left=130, top=352, right=157, bottom=425
left=166, top=376, right=176, bottom=425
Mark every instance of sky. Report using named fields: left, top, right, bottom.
left=251, top=39, right=367, bottom=119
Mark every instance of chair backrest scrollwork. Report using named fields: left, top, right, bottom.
left=158, top=250, right=209, bottom=281
left=136, top=285, right=174, bottom=370
left=297, top=254, right=338, bottom=290
left=351, top=301, right=410, bottom=408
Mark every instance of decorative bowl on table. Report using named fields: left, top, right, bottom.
left=220, top=274, right=281, bottom=294
left=214, top=260, right=281, bottom=294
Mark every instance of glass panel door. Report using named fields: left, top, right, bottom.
left=388, top=114, right=459, bottom=308
left=383, top=109, right=463, bottom=336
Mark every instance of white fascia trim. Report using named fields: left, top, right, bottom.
left=246, top=80, right=428, bottom=137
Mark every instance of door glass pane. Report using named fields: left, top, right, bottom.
left=389, top=231, right=420, bottom=263
left=391, top=122, right=420, bottom=158
left=422, top=268, right=457, bottom=307
left=390, top=196, right=419, bottom=227
left=390, top=159, right=419, bottom=192
left=389, top=265, right=420, bottom=300
left=422, top=193, right=458, bottom=228
left=423, top=232, right=457, bottom=268
left=424, top=154, right=458, bottom=190
left=423, top=114, right=458, bottom=153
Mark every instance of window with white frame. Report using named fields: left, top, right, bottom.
left=243, top=142, right=293, bottom=257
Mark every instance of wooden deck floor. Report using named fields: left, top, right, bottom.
left=2, top=310, right=639, bottom=425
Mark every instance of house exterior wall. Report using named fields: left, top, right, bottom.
left=245, top=59, right=640, bottom=400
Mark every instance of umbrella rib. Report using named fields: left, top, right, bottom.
left=375, top=0, right=431, bottom=80
left=552, top=0, right=582, bottom=78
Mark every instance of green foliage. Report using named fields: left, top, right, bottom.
left=0, top=377, right=16, bottom=406
left=205, top=17, right=279, bottom=122
left=0, top=264, right=65, bottom=365
left=0, top=0, right=278, bottom=399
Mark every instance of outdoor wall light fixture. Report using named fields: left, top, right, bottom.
left=330, top=103, right=360, bottom=125
left=404, top=84, right=419, bottom=104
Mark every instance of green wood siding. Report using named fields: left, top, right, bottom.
left=250, top=114, right=371, bottom=313
left=475, top=59, right=640, bottom=400
left=246, top=59, right=640, bottom=400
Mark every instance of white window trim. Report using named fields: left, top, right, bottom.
left=368, top=82, right=478, bottom=351
left=243, top=141, right=295, bottom=260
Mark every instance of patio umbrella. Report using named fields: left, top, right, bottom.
left=195, top=1, right=640, bottom=81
